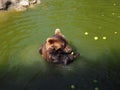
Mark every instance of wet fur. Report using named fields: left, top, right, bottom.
left=39, top=29, right=79, bottom=65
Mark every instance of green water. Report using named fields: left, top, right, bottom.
left=0, top=0, right=120, bottom=90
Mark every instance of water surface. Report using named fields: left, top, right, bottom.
left=0, top=0, right=120, bottom=90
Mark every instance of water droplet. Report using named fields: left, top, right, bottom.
left=84, top=32, right=88, bottom=35
left=70, top=84, right=76, bottom=89
left=112, top=13, right=115, bottom=16
left=113, top=3, right=117, bottom=6
left=95, top=87, right=100, bottom=90
left=102, top=36, right=107, bottom=40
left=94, top=36, right=98, bottom=40
left=101, top=14, right=104, bottom=16
left=114, top=32, right=118, bottom=34
left=93, top=80, right=98, bottom=83
left=71, top=52, right=74, bottom=55
left=118, top=16, right=120, bottom=18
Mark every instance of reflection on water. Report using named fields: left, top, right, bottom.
left=0, top=0, right=120, bottom=90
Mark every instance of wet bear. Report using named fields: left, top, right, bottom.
left=39, top=29, right=79, bottom=65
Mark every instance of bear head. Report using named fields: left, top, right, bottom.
left=45, top=29, right=72, bottom=53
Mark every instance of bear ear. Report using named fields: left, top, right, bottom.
left=46, top=38, right=55, bottom=44
left=55, top=28, right=65, bottom=37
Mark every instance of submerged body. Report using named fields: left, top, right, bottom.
left=39, top=29, right=79, bottom=65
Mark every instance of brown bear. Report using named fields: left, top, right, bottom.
left=39, top=29, right=79, bottom=65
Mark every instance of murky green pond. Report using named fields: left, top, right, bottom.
left=0, top=0, right=120, bottom=90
